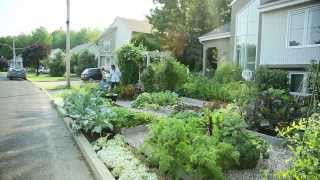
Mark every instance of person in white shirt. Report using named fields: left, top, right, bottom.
left=110, top=64, right=121, bottom=89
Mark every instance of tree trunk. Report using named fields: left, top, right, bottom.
left=36, top=60, right=39, bottom=76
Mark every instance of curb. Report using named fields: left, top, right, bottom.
left=31, top=82, right=115, bottom=180
left=63, top=117, right=115, bottom=180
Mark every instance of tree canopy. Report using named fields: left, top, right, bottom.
left=22, top=43, right=50, bottom=75
left=148, top=0, right=231, bottom=70
left=0, top=27, right=102, bottom=60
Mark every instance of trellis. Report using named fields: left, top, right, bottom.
left=138, top=50, right=172, bottom=85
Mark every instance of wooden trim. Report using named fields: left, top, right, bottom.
left=198, top=32, right=231, bottom=42
left=259, top=0, right=312, bottom=12
left=260, top=64, right=309, bottom=69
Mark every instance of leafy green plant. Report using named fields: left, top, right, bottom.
left=132, top=91, right=179, bottom=110
left=74, top=51, right=97, bottom=76
left=213, top=63, right=242, bottom=83
left=244, top=88, right=303, bottom=133
left=117, top=43, right=145, bottom=85
left=144, top=105, right=269, bottom=179
left=110, top=106, right=157, bottom=131
left=141, top=58, right=188, bottom=91
left=63, top=86, right=114, bottom=134
left=179, top=73, right=256, bottom=103
left=255, top=67, right=289, bottom=91
left=277, top=113, right=320, bottom=179
left=48, top=51, right=65, bottom=76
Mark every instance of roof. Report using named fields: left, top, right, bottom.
left=117, top=17, right=152, bottom=34
left=201, top=24, right=230, bottom=37
left=260, top=0, right=282, bottom=5
left=71, top=43, right=99, bottom=57
left=231, top=0, right=306, bottom=6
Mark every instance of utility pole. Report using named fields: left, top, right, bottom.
left=66, top=0, right=71, bottom=88
left=12, top=39, right=16, bottom=68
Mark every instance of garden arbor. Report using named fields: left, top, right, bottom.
left=138, top=50, right=172, bottom=85
left=142, top=50, right=171, bottom=67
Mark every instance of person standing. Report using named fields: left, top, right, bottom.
left=110, top=64, right=121, bottom=89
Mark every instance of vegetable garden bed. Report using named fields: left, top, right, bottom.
left=57, top=84, right=295, bottom=180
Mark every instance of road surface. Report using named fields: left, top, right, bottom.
left=0, top=74, right=94, bottom=180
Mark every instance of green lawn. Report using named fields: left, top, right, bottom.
left=27, top=73, right=65, bottom=82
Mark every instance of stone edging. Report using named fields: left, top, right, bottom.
left=32, top=83, right=115, bottom=180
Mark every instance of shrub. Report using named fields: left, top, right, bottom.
left=0, top=57, right=8, bottom=71
left=117, top=43, right=144, bottom=85
left=178, top=73, right=256, bottom=103
left=74, top=51, right=97, bottom=76
left=142, top=58, right=188, bottom=91
left=213, top=63, right=242, bottom=83
left=158, top=58, right=188, bottom=91
left=144, top=105, right=269, bottom=179
left=277, top=113, right=320, bottom=179
left=255, top=67, right=289, bottom=91
left=132, top=91, right=179, bottom=110
left=244, top=88, right=303, bottom=133
left=130, top=32, right=161, bottom=51
left=115, top=84, right=136, bottom=99
left=49, top=51, right=65, bottom=77
left=141, top=66, right=156, bottom=92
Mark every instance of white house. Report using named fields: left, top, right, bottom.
left=70, top=43, right=99, bottom=59
left=97, top=17, right=152, bottom=67
left=199, top=0, right=320, bottom=95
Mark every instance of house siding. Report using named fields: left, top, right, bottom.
left=260, top=2, right=320, bottom=66
left=203, top=38, right=232, bottom=61
left=98, top=28, right=117, bottom=66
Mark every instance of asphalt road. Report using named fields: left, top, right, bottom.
left=0, top=74, right=94, bottom=180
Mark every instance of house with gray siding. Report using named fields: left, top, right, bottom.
left=199, top=0, right=320, bottom=95
left=97, top=17, right=152, bottom=67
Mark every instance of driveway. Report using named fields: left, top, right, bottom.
left=0, top=74, right=94, bottom=180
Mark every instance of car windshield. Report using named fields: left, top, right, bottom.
left=9, top=61, right=23, bottom=69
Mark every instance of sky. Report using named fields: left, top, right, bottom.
left=0, top=0, right=155, bottom=36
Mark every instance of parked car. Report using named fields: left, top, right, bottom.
left=7, top=67, right=27, bottom=80
left=39, top=66, right=50, bottom=74
left=81, top=68, right=102, bottom=81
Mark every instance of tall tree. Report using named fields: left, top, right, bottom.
left=51, top=29, right=66, bottom=49
left=31, top=27, right=52, bottom=47
left=0, top=36, right=14, bottom=59
left=148, top=0, right=231, bottom=70
left=22, top=43, right=50, bottom=75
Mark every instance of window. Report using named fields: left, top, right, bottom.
left=288, top=5, right=320, bottom=47
left=308, top=6, right=320, bottom=45
left=104, top=41, right=111, bottom=52
left=289, top=72, right=309, bottom=95
left=235, top=0, right=259, bottom=71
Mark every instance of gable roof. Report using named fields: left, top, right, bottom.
left=116, top=17, right=152, bottom=34
left=231, top=0, right=308, bottom=6
left=199, top=24, right=231, bottom=42
left=260, top=0, right=281, bottom=5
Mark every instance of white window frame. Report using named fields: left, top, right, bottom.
left=104, top=41, right=111, bottom=52
left=288, top=71, right=310, bottom=96
left=287, top=4, right=320, bottom=49
left=233, top=0, right=259, bottom=71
